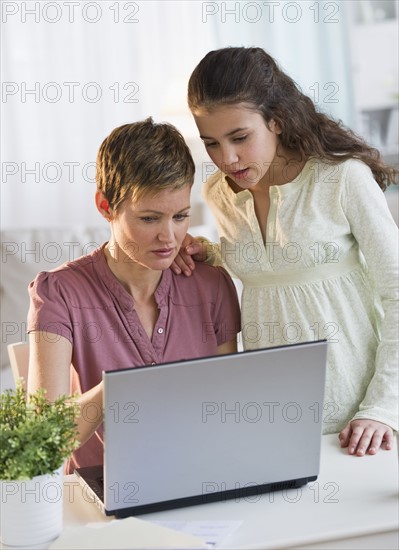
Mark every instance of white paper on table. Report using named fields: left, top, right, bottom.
left=151, top=520, right=243, bottom=547
left=48, top=516, right=207, bottom=549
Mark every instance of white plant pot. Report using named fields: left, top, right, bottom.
left=0, top=466, right=63, bottom=547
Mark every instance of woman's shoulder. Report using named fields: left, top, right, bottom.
left=174, top=261, right=233, bottom=286
left=170, top=262, right=237, bottom=301
left=29, top=246, right=105, bottom=295
left=193, top=261, right=232, bottom=281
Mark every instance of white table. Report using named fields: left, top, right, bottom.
left=2, top=434, right=398, bottom=549
left=59, top=434, right=399, bottom=549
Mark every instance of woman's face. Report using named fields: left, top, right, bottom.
left=193, top=103, right=283, bottom=189
left=109, top=186, right=191, bottom=271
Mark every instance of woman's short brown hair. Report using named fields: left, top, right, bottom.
left=96, top=117, right=195, bottom=212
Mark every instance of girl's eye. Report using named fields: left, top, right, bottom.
left=204, top=141, right=217, bottom=148
left=233, top=135, right=247, bottom=143
left=140, top=217, right=158, bottom=223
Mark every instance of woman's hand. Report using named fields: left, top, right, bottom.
left=339, top=418, right=394, bottom=456
left=171, top=233, right=208, bottom=276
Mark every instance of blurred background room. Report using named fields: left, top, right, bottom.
left=1, top=0, right=398, bottom=389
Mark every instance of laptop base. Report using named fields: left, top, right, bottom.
left=75, top=465, right=317, bottom=517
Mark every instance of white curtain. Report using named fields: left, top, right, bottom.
left=1, top=0, right=354, bottom=230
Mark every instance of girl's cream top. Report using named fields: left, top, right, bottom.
left=204, top=158, right=398, bottom=433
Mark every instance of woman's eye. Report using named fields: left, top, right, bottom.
left=174, top=213, right=190, bottom=222
left=204, top=141, right=217, bottom=148
left=233, top=136, right=247, bottom=143
left=140, top=217, right=157, bottom=223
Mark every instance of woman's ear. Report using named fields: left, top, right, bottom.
left=95, top=191, right=112, bottom=220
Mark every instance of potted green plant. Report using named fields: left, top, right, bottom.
left=0, top=381, right=79, bottom=547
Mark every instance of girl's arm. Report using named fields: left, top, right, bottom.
left=339, top=160, right=398, bottom=455
left=28, top=332, right=103, bottom=447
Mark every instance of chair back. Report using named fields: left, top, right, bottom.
left=7, top=342, right=29, bottom=391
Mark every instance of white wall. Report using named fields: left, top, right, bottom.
left=1, top=0, right=367, bottom=232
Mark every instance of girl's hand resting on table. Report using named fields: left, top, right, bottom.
left=171, top=233, right=207, bottom=276
left=339, top=419, right=394, bottom=456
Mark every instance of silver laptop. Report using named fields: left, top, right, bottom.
left=75, top=340, right=327, bottom=517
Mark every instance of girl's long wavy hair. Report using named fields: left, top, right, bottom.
left=188, top=47, right=397, bottom=191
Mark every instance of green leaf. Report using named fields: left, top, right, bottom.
left=0, top=381, right=80, bottom=480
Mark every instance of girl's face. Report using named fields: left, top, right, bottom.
left=193, top=103, right=282, bottom=189
left=106, top=186, right=191, bottom=272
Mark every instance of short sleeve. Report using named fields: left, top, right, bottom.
left=27, top=271, right=73, bottom=343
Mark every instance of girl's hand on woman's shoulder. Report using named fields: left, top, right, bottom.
left=339, top=418, right=394, bottom=456
left=171, top=233, right=208, bottom=276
